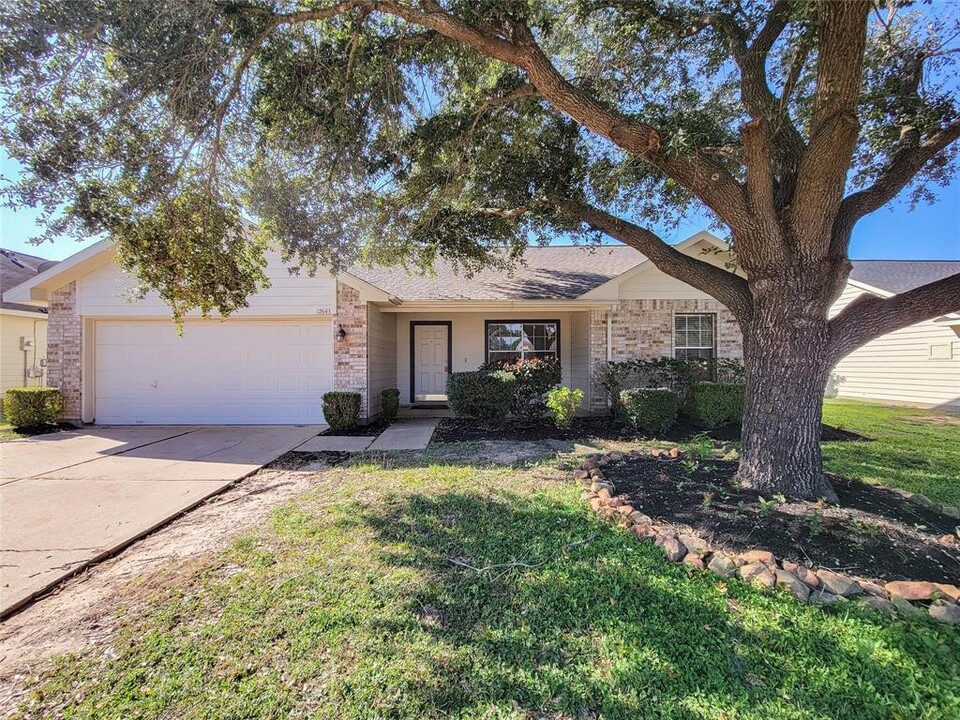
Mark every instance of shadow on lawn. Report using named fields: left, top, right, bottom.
left=353, top=489, right=953, bottom=719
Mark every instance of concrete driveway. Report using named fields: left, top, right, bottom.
left=0, top=424, right=321, bottom=617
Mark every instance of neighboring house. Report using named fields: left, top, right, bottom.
left=0, top=249, right=53, bottom=401
left=829, top=261, right=960, bottom=409
left=2, top=232, right=956, bottom=424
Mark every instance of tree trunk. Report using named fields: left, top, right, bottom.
left=737, top=278, right=839, bottom=503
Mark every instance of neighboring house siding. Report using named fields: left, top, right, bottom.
left=334, top=282, right=369, bottom=416
left=829, top=285, right=960, bottom=408
left=0, top=313, right=48, bottom=395
left=367, top=306, right=397, bottom=417
left=47, top=282, right=83, bottom=422
left=77, top=250, right=336, bottom=317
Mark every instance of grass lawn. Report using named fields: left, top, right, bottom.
left=13, top=446, right=959, bottom=719
left=822, top=398, right=960, bottom=507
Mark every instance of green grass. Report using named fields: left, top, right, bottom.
left=822, top=398, right=960, bottom=506
left=14, top=453, right=959, bottom=720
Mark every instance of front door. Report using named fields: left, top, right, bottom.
left=413, top=323, right=450, bottom=401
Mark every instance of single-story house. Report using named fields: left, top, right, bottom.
left=829, top=261, right=960, bottom=409
left=2, top=232, right=957, bottom=424
left=0, top=249, right=53, bottom=400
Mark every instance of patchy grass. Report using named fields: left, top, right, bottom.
left=12, top=453, right=959, bottom=719
left=0, top=423, right=29, bottom=442
left=822, top=399, right=960, bottom=506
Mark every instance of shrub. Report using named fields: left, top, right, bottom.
left=619, top=387, right=679, bottom=434
left=3, top=387, right=63, bottom=428
left=322, top=391, right=361, bottom=431
left=685, top=382, right=745, bottom=428
left=546, top=386, right=583, bottom=428
left=381, top=388, right=400, bottom=421
left=482, top=356, right=561, bottom=419
left=595, top=357, right=745, bottom=413
left=447, top=371, right=515, bottom=422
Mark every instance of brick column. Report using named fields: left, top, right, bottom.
left=334, top=282, right=369, bottom=417
left=47, top=282, right=83, bottom=424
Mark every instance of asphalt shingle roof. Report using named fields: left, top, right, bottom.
left=350, top=245, right=644, bottom=300
left=0, top=248, right=53, bottom=313
left=849, top=260, right=960, bottom=295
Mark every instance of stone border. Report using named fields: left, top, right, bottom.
left=574, top=450, right=960, bottom=626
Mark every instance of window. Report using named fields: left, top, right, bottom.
left=674, top=313, right=715, bottom=360
left=486, top=320, right=559, bottom=364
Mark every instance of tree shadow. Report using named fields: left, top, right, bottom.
left=350, top=489, right=957, bottom=718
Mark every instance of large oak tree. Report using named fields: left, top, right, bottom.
left=2, top=0, right=959, bottom=500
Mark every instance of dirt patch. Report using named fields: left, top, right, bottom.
left=266, top=450, right=354, bottom=470
left=605, top=457, right=960, bottom=585
left=0, top=464, right=334, bottom=713
left=434, top=417, right=866, bottom=444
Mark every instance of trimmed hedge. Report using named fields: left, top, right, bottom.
left=447, top=371, right=515, bottom=422
left=686, top=382, right=745, bottom=428
left=3, top=387, right=63, bottom=428
left=381, top=388, right=400, bottom=421
left=322, top=391, right=361, bottom=432
left=620, top=387, right=679, bottom=434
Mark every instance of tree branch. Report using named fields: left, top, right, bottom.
left=831, top=119, right=960, bottom=256
left=829, top=273, right=960, bottom=362
left=549, top=195, right=753, bottom=320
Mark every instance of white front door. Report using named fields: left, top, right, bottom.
left=413, top=324, right=449, bottom=401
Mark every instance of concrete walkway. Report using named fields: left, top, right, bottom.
left=368, top=419, right=438, bottom=451
left=0, top=425, right=321, bottom=617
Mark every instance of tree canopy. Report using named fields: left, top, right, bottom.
left=2, top=1, right=957, bottom=322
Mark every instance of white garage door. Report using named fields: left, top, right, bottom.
left=95, top=320, right=334, bottom=424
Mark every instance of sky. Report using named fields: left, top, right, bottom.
left=2, top=146, right=956, bottom=262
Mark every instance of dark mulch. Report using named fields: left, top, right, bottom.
left=605, top=456, right=960, bottom=585
left=320, top=420, right=391, bottom=437
left=265, top=450, right=354, bottom=470
left=434, top=417, right=866, bottom=444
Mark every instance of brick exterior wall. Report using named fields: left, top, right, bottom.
left=588, top=299, right=743, bottom=412
left=47, top=282, right=83, bottom=423
left=334, top=281, right=369, bottom=417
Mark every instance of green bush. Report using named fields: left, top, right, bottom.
left=685, top=382, right=745, bottom=427
left=483, top=356, right=561, bottom=418
left=595, top=357, right=745, bottom=413
left=381, top=388, right=400, bottom=421
left=3, top=387, right=63, bottom=428
left=619, top=387, right=679, bottom=434
left=447, top=371, right=515, bottom=422
left=546, top=386, right=583, bottom=428
left=322, top=391, right=361, bottom=432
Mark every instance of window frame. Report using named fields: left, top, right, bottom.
left=672, top=312, right=717, bottom=360
left=484, top=319, right=561, bottom=365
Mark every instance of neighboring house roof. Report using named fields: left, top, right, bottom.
left=850, top=260, right=960, bottom=295
left=0, top=248, right=54, bottom=313
left=349, top=245, right=644, bottom=300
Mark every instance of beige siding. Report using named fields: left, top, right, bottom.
left=395, top=312, right=578, bottom=403
left=77, top=249, right=336, bottom=318
left=367, top=306, right=398, bottom=416
left=829, top=284, right=960, bottom=408
left=569, top=312, right=592, bottom=413
left=0, top=312, right=48, bottom=395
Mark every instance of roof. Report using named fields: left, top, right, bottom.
left=0, top=248, right=53, bottom=313
left=349, top=245, right=645, bottom=301
left=850, top=260, right=960, bottom=295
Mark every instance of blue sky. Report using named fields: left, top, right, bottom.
left=2, top=146, right=956, bottom=262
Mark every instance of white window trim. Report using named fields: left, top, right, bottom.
left=672, top=312, right=717, bottom=359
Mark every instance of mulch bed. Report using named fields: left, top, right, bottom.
left=604, top=456, right=960, bottom=585
left=434, top=417, right=866, bottom=444
left=320, top=420, right=391, bottom=437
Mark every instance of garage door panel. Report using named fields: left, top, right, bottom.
left=95, top=320, right=334, bottom=424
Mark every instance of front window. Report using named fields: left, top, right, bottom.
left=674, top=313, right=715, bottom=360
left=486, top=320, right=559, bottom=364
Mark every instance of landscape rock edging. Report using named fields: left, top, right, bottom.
left=575, top=449, right=960, bottom=626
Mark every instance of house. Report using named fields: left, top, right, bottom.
left=0, top=249, right=53, bottom=401
left=829, top=261, right=960, bottom=409
left=2, top=232, right=956, bottom=424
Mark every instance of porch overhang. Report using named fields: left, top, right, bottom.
left=372, top=300, right=618, bottom=313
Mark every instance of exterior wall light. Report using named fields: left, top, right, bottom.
left=336, top=324, right=347, bottom=341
